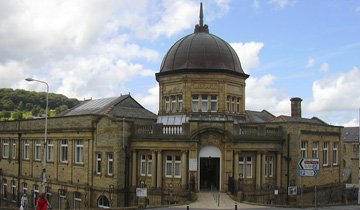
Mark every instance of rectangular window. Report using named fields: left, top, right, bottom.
left=192, top=95, right=199, bottom=112
left=201, top=95, right=208, bottom=112
left=147, top=155, right=152, bottom=176
left=238, top=156, right=244, bottom=179
left=246, top=156, right=252, bottom=178
left=75, top=140, right=84, bottom=164
left=140, top=155, right=146, bottom=176
left=178, top=95, right=183, bottom=112
left=333, top=142, right=338, bottom=165
left=74, top=192, right=81, bottom=209
left=96, top=153, right=102, bottom=174
left=107, top=153, right=113, bottom=175
left=47, top=139, right=54, bottom=162
left=301, top=141, right=308, bottom=158
left=24, top=140, right=29, bottom=160
left=60, top=140, right=68, bottom=163
left=165, top=97, right=170, bottom=113
left=12, top=140, right=16, bottom=159
left=312, top=142, right=319, bottom=158
left=45, top=187, right=51, bottom=203
left=211, top=95, right=218, bottom=112
left=231, top=97, right=235, bottom=113
left=11, top=180, right=16, bottom=201
left=265, top=157, right=268, bottom=177
left=174, top=156, right=181, bottom=178
left=323, top=142, right=329, bottom=166
left=2, top=179, right=7, bottom=199
left=269, top=156, right=274, bottom=177
left=22, top=183, right=27, bottom=194
left=34, top=139, right=41, bottom=161
left=33, top=185, right=39, bottom=206
left=165, top=156, right=173, bottom=177
left=236, top=98, right=241, bottom=113
left=3, top=139, right=9, bottom=158
left=227, top=96, right=230, bottom=112
left=353, top=144, right=359, bottom=153
left=171, top=96, right=176, bottom=112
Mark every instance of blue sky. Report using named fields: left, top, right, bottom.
left=0, top=0, right=359, bottom=126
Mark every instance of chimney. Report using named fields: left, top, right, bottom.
left=290, top=97, right=302, bottom=118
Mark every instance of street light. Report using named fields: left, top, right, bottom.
left=25, top=78, right=49, bottom=193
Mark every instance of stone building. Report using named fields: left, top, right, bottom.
left=343, top=127, right=359, bottom=184
left=1, top=3, right=343, bottom=209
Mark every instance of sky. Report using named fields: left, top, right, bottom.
left=0, top=0, right=359, bottom=126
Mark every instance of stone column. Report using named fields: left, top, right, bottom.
left=276, top=152, right=282, bottom=188
left=157, top=151, right=162, bottom=188
left=262, top=153, right=266, bottom=189
left=132, top=150, right=137, bottom=187
left=256, top=152, right=261, bottom=189
left=234, top=152, right=239, bottom=179
left=151, top=151, right=157, bottom=188
left=181, top=150, right=188, bottom=189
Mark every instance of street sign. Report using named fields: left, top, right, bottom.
left=299, top=169, right=320, bottom=177
left=298, top=158, right=320, bottom=170
left=288, top=186, right=297, bottom=195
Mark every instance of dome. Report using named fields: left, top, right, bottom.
left=157, top=3, right=247, bottom=78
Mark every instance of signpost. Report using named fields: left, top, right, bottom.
left=297, top=158, right=320, bottom=209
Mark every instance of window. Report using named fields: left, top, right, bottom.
left=60, top=139, right=68, bottom=163
left=312, top=142, right=319, bottom=158
left=74, top=192, right=81, bottom=209
left=171, top=96, right=176, bottom=113
left=24, top=140, right=29, bottom=160
left=33, top=185, right=39, bottom=206
left=226, top=96, right=230, bottom=112
left=11, top=180, right=16, bottom=201
left=75, top=140, right=84, bottom=164
left=174, top=156, right=181, bottom=178
left=211, top=95, right=218, bottom=112
left=96, top=153, right=102, bottom=174
left=301, top=141, right=308, bottom=158
left=353, top=144, right=359, bottom=153
left=34, top=139, right=41, bottom=161
left=140, top=155, right=146, bottom=176
left=107, top=153, right=113, bottom=176
left=192, top=95, right=199, bottom=112
left=45, top=187, right=51, bottom=202
left=236, top=98, right=241, bottom=113
left=265, top=156, right=274, bottom=177
left=3, top=139, right=9, bottom=158
left=246, top=156, right=252, bottom=178
left=231, top=97, right=235, bottom=113
left=165, top=156, right=173, bottom=177
left=333, top=142, right=338, bottom=165
left=47, top=139, right=54, bottom=162
left=98, top=196, right=110, bottom=208
left=147, top=155, right=152, bottom=176
left=164, top=97, right=170, bottom=113
left=2, top=179, right=7, bottom=199
left=12, top=140, right=16, bottom=159
left=238, top=156, right=244, bottom=179
left=22, top=182, right=27, bottom=194
left=323, top=142, right=329, bottom=166
left=178, top=95, right=183, bottom=112
left=201, top=95, right=208, bottom=112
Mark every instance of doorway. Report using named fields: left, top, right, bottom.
left=200, top=157, right=220, bottom=190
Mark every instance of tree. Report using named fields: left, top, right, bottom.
left=25, top=103, right=33, bottom=111
left=31, top=106, right=40, bottom=116
left=18, top=101, right=24, bottom=110
left=1, top=111, right=11, bottom=119
left=13, top=111, right=23, bottom=120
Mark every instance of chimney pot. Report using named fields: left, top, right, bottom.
left=290, top=97, right=302, bottom=118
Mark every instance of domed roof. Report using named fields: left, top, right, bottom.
left=157, top=3, right=248, bottom=78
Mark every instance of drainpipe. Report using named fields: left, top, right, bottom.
left=286, top=133, right=291, bottom=205
left=17, top=130, right=22, bottom=205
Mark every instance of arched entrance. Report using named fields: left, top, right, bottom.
left=199, top=145, right=221, bottom=191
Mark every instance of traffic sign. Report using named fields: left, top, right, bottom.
left=299, top=169, right=320, bottom=177
left=298, top=158, right=320, bottom=170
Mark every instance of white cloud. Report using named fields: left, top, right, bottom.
left=268, top=0, right=295, bottom=9
left=305, top=58, right=315, bottom=68
left=307, top=66, right=360, bottom=113
left=231, top=42, right=264, bottom=73
left=134, top=84, right=159, bottom=113
left=319, top=62, right=329, bottom=72
left=0, top=61, right=27, bottom=88
left=343, top=118, right=359, bottom=127
left=253, top=0, right=260, bottom=9
left=246, top=74, right=290, bottom=115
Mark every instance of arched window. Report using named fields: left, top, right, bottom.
left=97, top=196, right=110, bottom=208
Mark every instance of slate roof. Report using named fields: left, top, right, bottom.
left=246, top=110, right=275, bottom=123
left=344, top=127, right=360, bottom=143
left=56, top=95, right=157, bottom=120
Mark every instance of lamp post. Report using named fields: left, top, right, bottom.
left=25, top=78, right=48, bottom=193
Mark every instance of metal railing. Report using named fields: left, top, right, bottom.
left=211, top=184, right=220, bottom=207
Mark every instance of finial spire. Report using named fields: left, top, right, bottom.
left=194, top=2, right=209, bottom=33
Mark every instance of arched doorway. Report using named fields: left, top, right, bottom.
left=199, top=145, right=221, bottom=191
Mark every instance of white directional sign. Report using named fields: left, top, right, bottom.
left=298, top=158, right=320, bottom=170
left=299, top=169, right=320, bottom=177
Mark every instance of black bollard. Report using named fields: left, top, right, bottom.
left=187, top=204, right=189, bottom=210
left=235, top=202, right=237, bottom=210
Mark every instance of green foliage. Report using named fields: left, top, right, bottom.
left=12, top=111, right=23, bottom=120
left=1, top=110, right=11, bottom=119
